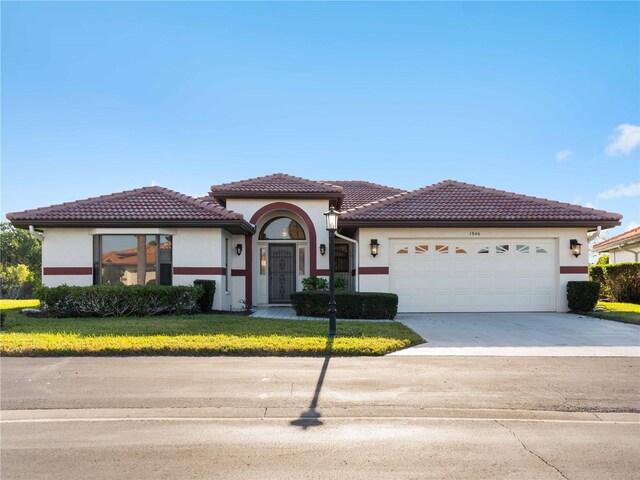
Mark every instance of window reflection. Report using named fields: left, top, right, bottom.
left=259, top=217, right=306, bottom=240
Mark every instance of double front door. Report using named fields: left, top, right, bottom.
left=269, top=244, right=296, bottom=304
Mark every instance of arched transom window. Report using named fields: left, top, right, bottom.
left=259, top=217, right=306, bottom=240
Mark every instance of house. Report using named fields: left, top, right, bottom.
left=592, top=227, right=640, bottom=263
left=7, top=173, right=622, bottom=313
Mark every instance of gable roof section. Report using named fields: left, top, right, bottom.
left=592, top=227, right=640, bottom=252
left=324, top=180, right=406, bottom=210
left=7, top=186, right=254, bottom=233
left=340, top=180, right=622, bottom=228
left=210, top=173, right=344, bottom=205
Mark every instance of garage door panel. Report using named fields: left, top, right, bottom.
left=390, top=238, right=556, bottom=312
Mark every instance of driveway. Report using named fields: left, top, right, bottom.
left=393, top=312, right=640, bottom=356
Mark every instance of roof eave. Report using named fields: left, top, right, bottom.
left=592, top=237, right=640, bottom=252
left=9, top=219, right=256, bottom=235
left=338, top=219, right=622, bottom=229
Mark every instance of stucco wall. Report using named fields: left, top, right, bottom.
left=355, top=227, right=590, bottom=312
left=608, top=248, right=640, bottom=263
left=41, top=227, right=230, bottom=311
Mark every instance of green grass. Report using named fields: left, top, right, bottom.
left=0, top=301, right=423, bottom=356
left=587, top=302, right=640, bottom=325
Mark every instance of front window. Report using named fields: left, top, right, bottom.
left=93, top=234, right=172, bottom=286
left=259, top=217, right=306, bottom=240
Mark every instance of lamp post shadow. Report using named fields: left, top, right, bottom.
left=290, top=336, right=333, bottom=429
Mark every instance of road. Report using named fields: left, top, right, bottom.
left=2, top=356, right=639, bottom=479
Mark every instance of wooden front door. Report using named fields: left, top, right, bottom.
left=269, top=244, right=296, bottom=304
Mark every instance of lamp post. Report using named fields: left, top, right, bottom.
left=324, top=206, right=340, bottom=337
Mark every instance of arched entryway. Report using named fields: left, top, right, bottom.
left=249, top=203, right=317, bottom=305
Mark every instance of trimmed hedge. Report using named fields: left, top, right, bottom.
left=193, top=280, right=216, bottom=313
left=36, top=285, right=203, bottom=318
left=589, top=262, right=640, bottom=303
left=290, top=291, right=398, bottom=320
left=567, top=281, right=600, bottom=312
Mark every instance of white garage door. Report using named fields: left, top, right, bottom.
left=389, top=239, right=556, bottom=312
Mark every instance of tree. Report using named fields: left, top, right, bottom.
left=0, top=222, right=42, bottom=283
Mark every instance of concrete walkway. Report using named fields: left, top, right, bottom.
left=393, top=312, right=640, bottom=357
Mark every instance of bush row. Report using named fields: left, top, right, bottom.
left=37, top=285, right=204, bottom=317
left=290, top=291, right=398, bottom=320
left=589, top=262, right=640, bottom=303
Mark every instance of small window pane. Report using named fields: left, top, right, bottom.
left=455, top=247, right=467, bottom=254
left=260, top=248, right=267, bottom=275
left=516, top=244, right=529, bottom=254
left=496, top=244, right=509, bottom=254
left=477, top=246, right=490, bottom=254
left=536, top=246, right=548, bottom=254
left=396, top=246, right=409, bottom=254
left=298, top=247, right=305, bottom=275
left=415, top=244, right=429, bottom=254
left=435, top=245, right=449, bottom=254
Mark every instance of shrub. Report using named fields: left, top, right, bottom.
left=36, top=285, right=204, bottom=318
left=335, top=278, right=347, bottom=292
left=567, top=281, right=600, bottom=312
left=603, top=263, right=640, bottom=303
left=290, top=291, right=398, bottom=320
left=0, top=311, right=5, bottom=330
left=589, top=262, right=639, bottom=303
left=596, top=254, right=609, bottom=265
left=301, top=277, right=328, bottom=291
left=193, top=280, right=216, bottom=313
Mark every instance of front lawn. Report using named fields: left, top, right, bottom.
left=0, top=302, right=422, bottom=356
left=587, top=302, right=640, bottom=325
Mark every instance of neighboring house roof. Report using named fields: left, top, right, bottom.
left=592, top=227, right=640, bottom=252
left=323, top=180, right=406, bottom=210
left=6, top=186, right=255, bottom=233
left=340, top=180, right=622, bottom=228
left=102, top=241, right=171, bottom=265
left=210, top=173, right=344, bottom=205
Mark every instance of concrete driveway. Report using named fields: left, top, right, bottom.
left=393, top=312, right=640, bottom=356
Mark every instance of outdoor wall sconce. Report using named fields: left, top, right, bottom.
left=319, top=244, right=326, bottom=256
left=235, top=244, right=243, bottom=256
left=569, top=239, right=582, bottom=258
left=370, top=239, right=380, bottom=257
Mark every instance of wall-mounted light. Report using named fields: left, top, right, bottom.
left=370, top=239, right=379, bottom=257
left=235, top=244, right=243, bottom=256
left=319, top=244, right=326, bottom=256
left=569, top=239, right=582, bottom=258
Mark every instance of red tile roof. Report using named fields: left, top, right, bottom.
left=211, top=173, right=343, bottom=195
left=7, top=186, right=253, bottom=231
left=340, top=180, right=622, bottom=226
left=323, top=180, right=405, bottom=210
left=592, top=227, right=640, bottom=251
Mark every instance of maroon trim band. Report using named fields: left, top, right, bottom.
left=359, top=267, right=389, bottom=275
left=560, top=266, right=589, bottom=274
left=173, top=267, right=226, bottom=275
left=315, top=269, right=330, bottom=276
left=231, top=269, right=246, bottom=277
left=43, top=267, right=93, bottom=275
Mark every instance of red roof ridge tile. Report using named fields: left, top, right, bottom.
left=593, top=226, right=640, bottom=249
left=210, top=173, right=343, bottom=193
left=341, top=191, right=411, bottom=213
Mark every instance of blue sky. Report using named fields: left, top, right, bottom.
left=2, top=2, right=639, bottom=238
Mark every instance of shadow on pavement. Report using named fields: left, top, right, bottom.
left=290, top=336, right=333, bottom=429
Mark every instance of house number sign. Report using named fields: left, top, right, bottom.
left=469, top=232, right=481, bottom=236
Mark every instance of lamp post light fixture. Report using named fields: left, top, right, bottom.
left=569, top=239, right=582, bottom=258
left=319, top=244, right=327, bottom=256
left=324, top=206, right=340, bottom=337
left=369, top=239, right=379, bottom=257
left=235, top=244, right=243, bottom=256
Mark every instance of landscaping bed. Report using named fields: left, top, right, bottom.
left=0, top=300, right=422, bottom=356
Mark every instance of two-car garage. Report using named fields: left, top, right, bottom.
left=389, top=238, right=557, bottom=313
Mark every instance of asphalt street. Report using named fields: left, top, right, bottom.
left=2, top=356, right=639, bottom=479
